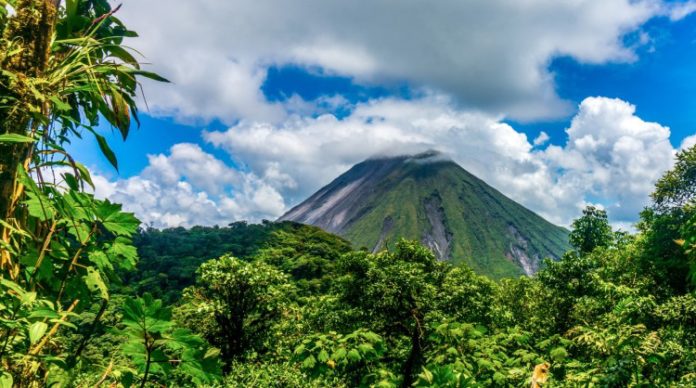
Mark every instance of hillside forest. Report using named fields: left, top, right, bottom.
left=2, top=1, right=696, bottom=387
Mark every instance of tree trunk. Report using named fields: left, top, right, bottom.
left=0, top=0, right=58, bottom=277
left=401, top=310, right=424, bottom=388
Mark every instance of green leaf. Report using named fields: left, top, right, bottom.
left=49, top=96, right=71, bottom=112
left=203, top=347, right=221, bottom=359
left=74, top=162, right=95, bottom=189
left=62, top=172, right=80, bottom=191
left=108, top=239, right=138, bottom=269
left=95, top=133, right=118, bottom=170
left=122, top=297, right=145, bottom=324
left=358, top=343, right=374, bottom=354
left=167, top=328, right=203, bottom=350
left=29, top=321, right=48, bottom=345
left=347, top=349, right=361, bottom=362
left=109, top=91, right=131, bottom=139
left=133, top=70, right=170, bottom=83
left=550, top=346, right=568, bottom=362
left=0, top=133, right=35, bottom=143
left=97, top=201, right=140, bottom=236
left=302, top=355, right=317, bottom=369
left=108, top=45, right=139, bottom=66
left=24, top=190, right=56, bottom=221
left=318, top=349, right=329, bottom=362
left=0, top=372, right=13, bottom=388
left=331, top=347, right=347, bottom=361
left=84, top=268, right=109, bottom=300
left=87, top=251, right=113, bottom=272
left=120, top=371, right=134, bottom=388
left=29, top=307, right=61, bottom=320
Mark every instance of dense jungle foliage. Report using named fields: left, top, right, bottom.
left=2, top=1, right=696, bottom=387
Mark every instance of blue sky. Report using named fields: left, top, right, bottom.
left=80, top=0, right=696, bottom=228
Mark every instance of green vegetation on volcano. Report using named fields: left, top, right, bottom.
left=282, top=153, right=570, bottom=279
left=344, top=158, right=570, bottom=278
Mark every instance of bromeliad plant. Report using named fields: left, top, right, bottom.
left=0, top=0, right=167, bottom=385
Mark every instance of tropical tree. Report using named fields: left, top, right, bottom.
left=640, top=144, right=696, bottom=293
left=569, top=205, right=613, bottom=255
left=179, top=255, right=295, bottom=370
left=653, top=144, right=696, bottom=211
left=333, top=240, right=449, bottom=387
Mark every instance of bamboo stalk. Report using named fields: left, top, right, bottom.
left=29, top=219, right=57, bottom=287
left=95, top=359, right=114, bottom=387
left=28, top=298, right=79, bottom=356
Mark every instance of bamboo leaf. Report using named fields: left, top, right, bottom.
left=74, top=162, right=94, bottom=189
left=0, top=133, right=35, bottom=143
left=94, top=133, right=118, bottom=170
left=132, top=70, right=170, bottom=83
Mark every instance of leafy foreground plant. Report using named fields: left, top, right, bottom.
left=116, top=294, right=221, bottom=387
left=0, top=0, right=203, bottom=386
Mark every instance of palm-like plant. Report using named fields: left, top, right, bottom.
left=1, top=0, right=165, bottom=276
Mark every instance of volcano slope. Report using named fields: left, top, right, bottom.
left=280, top=151, right=570, bottom=278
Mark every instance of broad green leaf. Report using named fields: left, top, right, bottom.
left=24, top=190, right=56, bottom=221
left=120, top=371, right=134, bottom=388
left=29, top=321, right=48, bottom=345
left=331, top=347, right=347, bottom=361
left=122, top=297, right=145, bottom=324
left=0, top=372, right=12, bottom=388
left=203, top=347, right=221, bottom=359
left=87, top=251, right=113, bottom=272
left=84, top=268, right=109, bottom=300
left=49, top=96, right=71, bottom=111
left=97, top=201, right=140, bottom=236
left=62, top=172, right=80, bottom=191
left=108, top=45, right=139, bottom=66
left=51, top=317, right=78, bottom=330
left=29, top=307, right=60, bottom=320
left=146, top=317, right=174, bottom=334
left=347, top=349, right=361, bottom=362
left=358, top=343, right=374, bottom=354
left=167, top=328, right=203, bottom=350
left=108, top=239, right=138, bottom=269
left=302, top=355, right=316, bottom=369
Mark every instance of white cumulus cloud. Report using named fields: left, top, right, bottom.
left=202, top=95, right=678, bottom=228
left=680, top=134, right=696, bottom=150
left=533, top=132, right=551, bottom=146
left=117, top=0, right=683, bottom=123
left=92, top=144, right=286, bottom=227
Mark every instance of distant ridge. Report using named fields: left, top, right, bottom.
left=279, top=150, right=570, bottom=278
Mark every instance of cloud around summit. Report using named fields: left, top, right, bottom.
left=94, top=96, right=676, bottom=229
